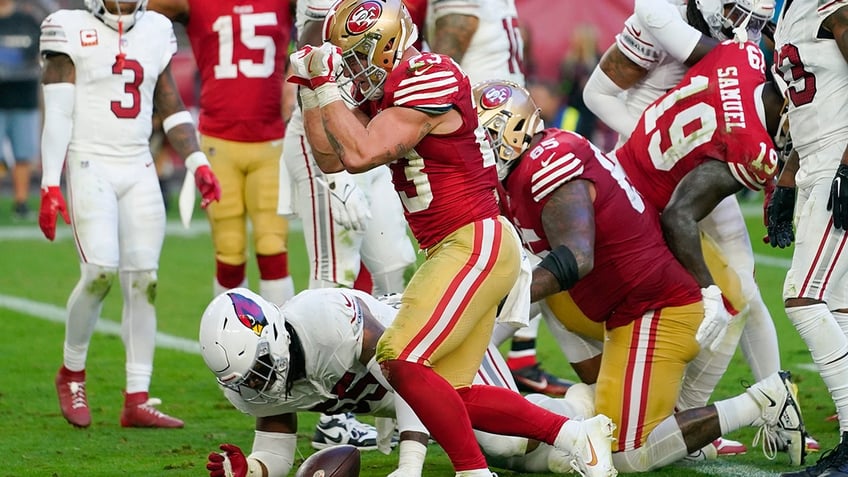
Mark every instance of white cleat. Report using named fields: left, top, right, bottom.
left=555, top=414, right=617, bottom=477
left=749, top=371, right=807, bottom=466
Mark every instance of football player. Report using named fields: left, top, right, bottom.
left=476, top=78, right=803, bottom=473
left=40, top=0, right=221, bottom=428
left=582, top=0, right=815, bottom=457
left=276, top=0, right=418, bottom=451
left=200, top=287, right=601, bottom=477
left=147, top=0, right=295, bottom=306
left=425, top=0, right=573, bottom=398
left=288, top=0, right=617, bottom=475
left=771, top=2, right=848, bottom=476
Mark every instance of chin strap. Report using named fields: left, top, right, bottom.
left=115, top=19, right=126, bottom=68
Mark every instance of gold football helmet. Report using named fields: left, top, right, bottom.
left=472, top=80, right=544, bottom=180
left=323, top=0, right=418, bottom=104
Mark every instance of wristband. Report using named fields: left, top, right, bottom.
left=315, top=83, right=342, bottom=108
left=162, top=110, right=194, bottom=134
left=184, top=151, right=210, bottom=174
left=300, top=87, right=320, bottom=110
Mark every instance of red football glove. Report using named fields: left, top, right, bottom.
left=206, top=444, right=248, bottom=477
left=287, top=43, right=343, bottom=90
left=194, top=165, right=221, bottom=209
left=39, top=186, right=70, bottom=241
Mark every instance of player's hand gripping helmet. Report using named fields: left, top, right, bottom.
left=199, top=288, right=292, bottom=405
left=85, top=0, right=148, bottom=31
left=472, top=80, right=544, bottom=181
left=695, top=0, right=775, bottom=43
left=323, top=0, right=418, bottom=105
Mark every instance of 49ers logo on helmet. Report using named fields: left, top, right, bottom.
left=229, top=292, right=268, bottom=336
left=480, top=85, right=512, bottom=109
left=346, top=0, right=382, bottom=35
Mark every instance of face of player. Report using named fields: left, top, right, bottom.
left=103, top=1, right=142, bottom=15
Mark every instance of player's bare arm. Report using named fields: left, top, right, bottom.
left=597, top=45, right=648, bottom=90
left=153, top=64, right=201, bottom=157
left=823, top=5, right=848, bottom=167
left=303, top=105, right=371, bottom=173
left=256, top=413, right=297, bottom=434
left=661, top=160, right=743, bottom=288
left=146, top=0, right=189, bottom=24
left=318, top=103, right=458, bottom=173
left=777, top=149, right=800, bottom=188
left=530, top=179, right=596, bottom=302
left=431, top=14, right=479, bottom=63
left=41, top=52, right=75, bottom=85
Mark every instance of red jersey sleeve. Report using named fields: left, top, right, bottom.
left=385, top=52, right=464, bottom=114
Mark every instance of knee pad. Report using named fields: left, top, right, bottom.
left=80, top=263, right=118, bottom=299
left=120, top=270, right=158, bottom=303
left=252, top=210, right=288, bottom=256
left=212, top=216, right=247, bottom=265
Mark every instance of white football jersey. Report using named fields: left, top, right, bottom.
left=39, top=10, right=176, bottom=158
left=226, top=288, right=398, bottom=418
left=613, top=0, right=689, bottom=136
left=426, top=0, right=525, bottom=85
left=773, top=0, right=848, bottom=159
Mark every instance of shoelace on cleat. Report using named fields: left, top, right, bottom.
left=68, top=382, right=88, bottom=409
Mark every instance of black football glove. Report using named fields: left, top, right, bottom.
left=767, top=185, right=796, bottom=248
left=827, top=164, right=848, bottom=230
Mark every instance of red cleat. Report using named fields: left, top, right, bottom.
left=713, top=437, right=747, bottom=456
left=120, top=391, right=184, bottom=428
left=511, top=363, right=573, bottom=397
left=55, top=366, right=91, bottom=428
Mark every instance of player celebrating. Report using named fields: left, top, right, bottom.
left=288, top=0, right=617, bottom=475
left=477, top=78, right=803, bottom=473
left=200, top=287, right=600, bottom=477
left=771, top=2, right=848, bottom=476
left=148, top=0, right=295, bottom=306
left=40, top=0, right=221, bottom=428
left=425, top=0, right=573, bottom=397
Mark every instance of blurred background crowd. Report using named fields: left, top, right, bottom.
left=0, top=0, right=634, bottom=220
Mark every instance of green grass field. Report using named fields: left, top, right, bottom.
left=0, top=193, right=839, bottom=476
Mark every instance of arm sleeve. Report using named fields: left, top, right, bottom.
left=248, top=431, right=297, bottom=477
left=633, top=0, right=702, bottom=63
left=40, top=83, right=75, bottom=187
left=582, top=68, right=639, bottom=138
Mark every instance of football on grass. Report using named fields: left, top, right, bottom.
left=294, top=445, right=361, bottom=477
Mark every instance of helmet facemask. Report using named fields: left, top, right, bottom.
left=473, top=80, right=544, bottom=181
left=721, top=1, right=774, bottom=43
left=324, top=0, right=417, bottom=106
left=85, top=0, right=148, bottom=31
left=218, top=337, right=291, bottom=405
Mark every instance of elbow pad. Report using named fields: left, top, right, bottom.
left=41, top=83, right=75, bottom=187
left=583, top=69, right=639, bottom=138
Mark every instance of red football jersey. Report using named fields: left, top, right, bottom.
left=502, top=129, right=700, bottom=328
left=186, top=0, right=291, bottom=142
left=615, top=41, right=779, bottom=210
left=364, top=52, right=501, bottom=249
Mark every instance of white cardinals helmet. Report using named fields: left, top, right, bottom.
left=695, top=0, right=775, bottom=42
left=199, top=288, right=292, bottom=404
left=85, top=0, right=148, bottom=31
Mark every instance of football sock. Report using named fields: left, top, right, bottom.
left=382, top=359, right=487, bottom=471
left=459, top=385, right=567, bottom=444
left=787, top=304, right=848, bottom=432
left=64, top=263, right=116, bottom=371
left=259, top=277, right=294, bottom=306
left=120, top=270, right=157, bottom=393
left=714, top=388, right=761, bottom=433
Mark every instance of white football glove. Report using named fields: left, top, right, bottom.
left=697, top=285, right=730, bottom=352
left=316, top=172, right=372, bottom=231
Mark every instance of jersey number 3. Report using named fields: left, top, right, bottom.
left=111, top=58, right=143, bottom=119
